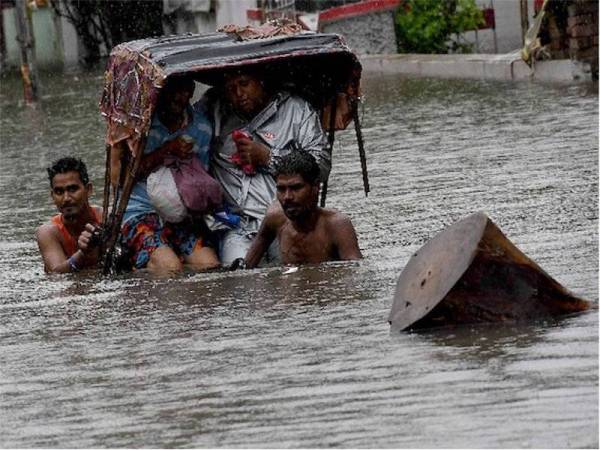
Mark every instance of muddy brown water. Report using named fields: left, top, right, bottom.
left=0, top=71, right=597, bottom=448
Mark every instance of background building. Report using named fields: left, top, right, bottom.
left=0, top=0, right=597, bottom=77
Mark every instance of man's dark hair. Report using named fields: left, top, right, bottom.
left=222, top=66, right=272, bottom=95
left=223, top=65, right=266, bottom=82
left=47, top=157, right=89, bottom=186
left=162, top=74, right=195, bottom=96
left=275, top=150, right=320, bottom=185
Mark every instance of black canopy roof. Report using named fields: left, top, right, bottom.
left=100, top=29, right=361, bottom=144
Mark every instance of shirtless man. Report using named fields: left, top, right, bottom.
left=36, top=157, right=102, bottom=273
left=244, top=150, right=361, bottom=268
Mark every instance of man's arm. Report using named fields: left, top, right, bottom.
left=244, top=205, right=282, bottom=268
left=36, top=223, right=100, bottom=273
left=331, top=213, right=362, bottom=261
left=36, top=224, right=71, bottom=273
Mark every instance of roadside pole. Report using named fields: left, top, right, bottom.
left=14, top=0, right=39, bottom=104
left=519, top=0, right=529, bottom=45
left=490, top=0, right=498, bottom=54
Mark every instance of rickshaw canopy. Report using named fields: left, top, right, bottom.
left=98, top=24, right=367, bottom=275
left=99, top=25, right=362, bottom=151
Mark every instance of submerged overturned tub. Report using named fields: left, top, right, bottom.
left=389, top=212, right=591, bottom=331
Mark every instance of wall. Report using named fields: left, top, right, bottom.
left=2, top=5, right=69, bottom=69
left=163, top=0, right=216, bottom=34
left=216, top=0, right=256, bottom=29
left=318, top=0, right=399, bottom=54
left=564, top=1, right=597, bottom=78
left=320, top=9, right=397, bottom=54
left=317, top=0, right=540, bottom=55
left=460, top=0, right=539, bottom=54
left=1, top=0, right=259, bottom=72
left=2, top=7, right=79, bottom=69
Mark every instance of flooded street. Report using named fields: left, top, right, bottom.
left=0, top=71, right=597, bottom=447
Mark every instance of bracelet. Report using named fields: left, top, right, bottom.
left=67, top=255, right=80, bottom=272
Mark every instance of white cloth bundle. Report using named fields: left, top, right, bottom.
left=146, top=166, right=187, bottom=223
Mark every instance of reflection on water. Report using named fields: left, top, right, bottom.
left=0, top=71, right=597, bottom=447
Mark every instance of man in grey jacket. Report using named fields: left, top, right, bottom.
left=201, top=68, right=331, bottom=265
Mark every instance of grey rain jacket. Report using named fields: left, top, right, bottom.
left=201, top=91, right=330, bottom=228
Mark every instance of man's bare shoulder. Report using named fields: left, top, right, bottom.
left=321, top=208, right=354, bottom=228
left=320, top=208, right=362, bottom=260
left=264, top=202, right=287, bottom=228
left=35, top=222, right=64, bottom=260
left=35, top=222, right=59, bottom=242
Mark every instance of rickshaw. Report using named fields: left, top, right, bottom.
left=98, top=22, right=369, bottom=274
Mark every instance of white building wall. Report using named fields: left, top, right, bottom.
left=321, top=10, right=398, bottom=55
left=57, top=14, right=79, bottom=67
left=464, top=0, right=537, bottom=54
left=2, top=0, right=260, bottom=71
left=164, top=0, right=216, bottom=34
left=216, top=0, right=257, bottom=29
left=164, top=0, right=257, bottom=35
left=2, top=7, right=19, bottom=65
left=2, top=6, right=79, bottom=69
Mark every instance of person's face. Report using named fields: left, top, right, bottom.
left=276, top=174, right=319, bottom=221
left=224, top=74, right=268, bottom=117
left=158, top=82, right=194, bottom=118
left=50, top=171, right=92, bottom=221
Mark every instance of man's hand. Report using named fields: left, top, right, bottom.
left=235, top=137, right=271, bottom=167
left=139, top=136, right=194, bottom=178
left=78, top=223, right=101, bottom=255
left=164, top=136, right=194, bottom=159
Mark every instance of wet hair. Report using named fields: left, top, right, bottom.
left=47, top=157, right=89, bottom=187
left=162, top=74, right=195, bottom=95
left=223, top=65, right=264, bottom=81
left=222, top=66, right=272, bottom=94
left=275, top=150, right=321, bottom=185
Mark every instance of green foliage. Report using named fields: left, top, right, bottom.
left=395, top=0, right=484, bottom=54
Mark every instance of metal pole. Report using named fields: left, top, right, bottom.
left=14, top=0, right=39, bottom=103
left=102, top=139, right=145, bottom=274
left=353, top=104, right=369, bottom=198
left=320, top=95, right=337, bottom=208
left=520, top=0, right=529, bottom=46
left=490, top=0, right=498, bottom=53
left=98, top=144, right=112, bottom=264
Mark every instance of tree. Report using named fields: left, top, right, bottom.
left=395, top=0, right=484, bottom=54
left=50, top=0, right=164, bottom=67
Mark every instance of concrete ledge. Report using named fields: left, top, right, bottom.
left=359, top=53, right=594, bottom=83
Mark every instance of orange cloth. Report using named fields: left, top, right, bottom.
left=50, top=207, right=102, bottom=257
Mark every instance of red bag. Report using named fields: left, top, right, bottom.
left=231, top=129, right=256, bottom=175
left=167, top=156, right=223, bottom=214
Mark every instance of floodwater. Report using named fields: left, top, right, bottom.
left=0, top=70, right=597, bottom=448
